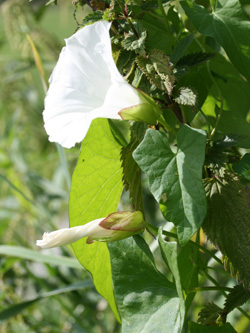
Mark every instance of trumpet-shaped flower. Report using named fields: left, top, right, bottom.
left=43, top=20, right=160, bottom=148
left=36, top=211, right=146, bottom=249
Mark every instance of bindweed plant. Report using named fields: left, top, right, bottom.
left=33, top=0, right=250, bottom=331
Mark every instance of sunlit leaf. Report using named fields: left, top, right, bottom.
left=69, top=118, right=123, bottom=321
left=181, top=0, right=250, bottom=82
left=108, top=236, right=181, bottom=332
left=133, top=126, right=207, bottom=245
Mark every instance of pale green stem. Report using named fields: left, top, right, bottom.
left=187, top=286, right=232, bottom=294
left=180, top=105, right=187, bottom=124
left=157, top=114, right=177, bottom=135
left=146, top=223, right=222, bottom=265
left=200, top=109, right=212, bottom=133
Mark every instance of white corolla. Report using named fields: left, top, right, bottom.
left=43, top=20, right=160, bottom=148
left=36, top=211, right=146, bottom=249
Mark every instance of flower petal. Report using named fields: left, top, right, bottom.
left=36, top=218, right=104, bottom=249
left=43, top=21, right=144, bottom=148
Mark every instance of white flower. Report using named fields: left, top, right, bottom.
left=43, top=21, right=159, bottom=149
left=36, top=211, right=146, bottom=249
left=37, top=218, right=106, bottom=249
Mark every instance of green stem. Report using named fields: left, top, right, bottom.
left=146, top=223, right=222, bottom=265
left=157, top=0, right=171, bottom=36
left=187, top=286, right=232, bottom=294
left=200, top=109, right=212, bottom=133
left=117, top=0, right=139, bottom=39
left=157, top=114, right=177, bottom=135
left=180, top=105, right=187, bottom=124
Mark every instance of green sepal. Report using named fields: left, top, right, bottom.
left=87, top=211, right=146, bottom=244
left=119, top=90, right=161, bottom=125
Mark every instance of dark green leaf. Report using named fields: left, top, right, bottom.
left=213, top=134, right=250, bottom=150
left=201, top=55, right=250, bottom=142
left=167, top=5, right=181, bottom=34
left=224, top=284, right=250, bottom=314
left=189, top=321, right=236, bottom=332
left=139, top=12, right=173, bottom=54
left=81, top=11, right=103, bottom=27
left=177, top=52, right=215, bottom=67
left=178, top=245, right=199, bottom=291
left=121, top=122, right=147, bottom=210
left=69, top=118, right=123, bottom=321
left=108, top=119, right=130, bottom=147
left=178, top=244, right=199, bottom=311
left=170, top=34, right=193, bottom=64
left=198, top=302, right=224, bottom=326
left=108, top=235, right=181, bottom=332
left=158, top=230, right=185, bottom=330
left=174, top=65, right=212, bottom=119
left=233, top=153, right=250, bottom=180
left=203, top=174, right=250, bottom=285
left=181, top=0, right=250, bottom=82
left=133, top=125, right=207, bottom=245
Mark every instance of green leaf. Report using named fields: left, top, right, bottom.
left=189, top=321, right=236, bottom=332
left=174, top=87, right=197, bottom=106
left=69, top=118, right=123, bottom=321
left=178, top=245, right=199, bottom=291
left=133, top=126, right=207, bottom=245
left=0, top=245, right=82, bottom=270
left=174, top=65, right=212, bottom=121
left=121, top=122, right=147, bottom=210
left=158, top=230, right=185, bottom=330
left=198, top=302, right=224, bottom=326
left=177, top=52, right=215, bottom=67
left=213, top=134, right=250, bottom=150
left=81, top=11, right=103, bottom=27
left=0, top=281, right=93, bottom=321
left=224, top=284, right=250, bottom=314
left=136, top=49, right=175, bottom=95
left=170, top=34, right=193, bottom=64
left=203, top=174, right=250, bottom=285
left=201, top=55, right=250, bottom=142
left=167, top=5, right=181, bottom=34
left=178, top=244, right=199, bottom=311
left=181, top=0, right=250, bottom=82
left=108, top=235, right=182, bottom=332
left=138, top=12, right=173, bottom=54
left=121, top=29, right=147, bottom=53
left=108, top=119, right=130, bottom=147
left=233, top=153, right=250, bottom=180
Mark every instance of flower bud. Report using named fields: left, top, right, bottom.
left=36, top=211, right=146, bottom=249
left=86, top=211, right=146, bottom=243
